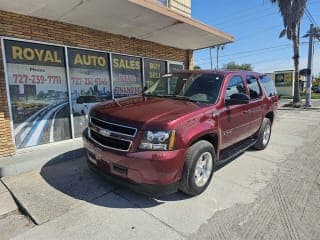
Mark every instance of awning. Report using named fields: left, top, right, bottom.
left=0, top=0, right=234, bottom=50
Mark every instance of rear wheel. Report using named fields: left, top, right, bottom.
left=179, top=140, right=215, bottom=196
left=253, top=118, right=271, bottom=150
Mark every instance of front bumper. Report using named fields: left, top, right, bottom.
left=83, top=129, right=186, bottom=195
left=87, top=160, right=179, bottom=196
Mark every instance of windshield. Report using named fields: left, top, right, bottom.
left=144, top=73, right=224, bottom=104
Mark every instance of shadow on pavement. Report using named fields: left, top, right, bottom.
left=40, top=149, right=191, bottom=209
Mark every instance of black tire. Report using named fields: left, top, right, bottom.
left=253, top=118, right=271, bottom=150
left=179, top=140, right=216, bottom=196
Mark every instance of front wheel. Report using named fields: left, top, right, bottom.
left=253, top=118, right=271, bottom=150
left=179, top=140, right=216, bottom=196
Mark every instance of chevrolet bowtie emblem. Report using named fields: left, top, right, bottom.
left=99, top=128, right=111, bottom=137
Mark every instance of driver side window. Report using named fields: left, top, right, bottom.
left=225, top=76, right=246, bottom=99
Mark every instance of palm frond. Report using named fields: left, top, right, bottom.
left=279, top=29, right=287, bottom=38
left=271, top=0, right=307, bottom=40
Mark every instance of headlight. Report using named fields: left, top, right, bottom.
left=139, top=130, right=176, bottom=151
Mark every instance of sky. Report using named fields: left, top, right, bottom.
left=191, top=0, right=320, bottom=75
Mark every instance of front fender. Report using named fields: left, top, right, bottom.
left=176, top=118, right=219, bottom=149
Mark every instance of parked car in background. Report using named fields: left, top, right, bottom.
left=83, top=70, right=279, bottom=196
left=313, top=86, right=320, bottom=93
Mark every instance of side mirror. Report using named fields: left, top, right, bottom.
left=225, top=93, right=250, bottom=106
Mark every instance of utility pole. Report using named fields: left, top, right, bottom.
left=210, top=47, right=213, bottom=70
left=216, top=46, right=219, bottom=70
left=305, top=24, right=314, bottom=107
left=216, top=45, right=224, bottom=70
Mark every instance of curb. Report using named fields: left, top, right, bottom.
left=0, top=180, right=18, bottom=217
left=278, top=107, right=320, bottom=111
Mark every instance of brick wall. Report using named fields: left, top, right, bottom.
left=0, top=10, right=192, bottom=158
left=0, top=42, right=15, bottom=157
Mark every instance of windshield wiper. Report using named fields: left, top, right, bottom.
left=164, top=95, right=199, bottom=102
left=143, top=92, right=159, bottom=97
left=143, top=93, right=172, bottom=98
left=143, top=93, right=198, bottom=102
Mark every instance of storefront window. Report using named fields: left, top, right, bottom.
left=3, top=38, right=184, bottom=148
left=169, top=62, right=184, bottom=72
left=168, top=62, right=184, bottom=92
left=68, top=48, right=111, bottom=138
left=144, top=58, right=166, bottom=88
left=111, top=54, right=142, bottom=98
left=3, top=40, right=71, bottom=148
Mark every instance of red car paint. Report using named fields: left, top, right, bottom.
left=83, top=70, right=278, bottom=194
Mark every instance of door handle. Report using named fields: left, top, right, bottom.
left=243, top=110, right=250, bottom=114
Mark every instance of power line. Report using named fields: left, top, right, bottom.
left=195, top=46, right=291, bottom=65
left=210, top=4, right=274, bottom=26
left=197, top=56, right=296, bottom=72
left=195, top=42, right=312, bottom=66
left=196, top=44, right=291, bottom=62
left=196, top=47, right=289, bottom=64
left=305, top=9, right=316, bottom=25
left=211, top=0, right=320, bottom=27
left=216, top=12, right=277, bottom=28
left=236, top=24, right=283, bottom=42
left=305, top=8, right=319, bottom=28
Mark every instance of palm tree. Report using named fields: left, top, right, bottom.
left=270, top=0, right=307, bottom=106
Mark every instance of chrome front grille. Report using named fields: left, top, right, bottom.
left=89, top=117, right=136, bottom=151
left=90, top=117, right=137, bottom=137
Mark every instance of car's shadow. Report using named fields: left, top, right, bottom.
left=40, top=149, right=240, bottom=209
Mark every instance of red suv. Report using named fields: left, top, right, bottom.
left=83, top=70, right=278, bottom=196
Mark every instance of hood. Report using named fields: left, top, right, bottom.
left=90, top=96, right=205, bottom=128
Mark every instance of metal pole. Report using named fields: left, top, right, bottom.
left=305, top=24, right=314, bottom=107
left=216, top=46, right=219, bottom=70
left=210, top=47, right=213, bottom=70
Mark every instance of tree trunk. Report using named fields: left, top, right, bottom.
left=292, top=33, right=301, bottom=106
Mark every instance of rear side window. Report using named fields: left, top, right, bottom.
left=246, top=76, right=261, bottom=100
left=261, top=75, right=277, bottom=97
left=225, top=76, right=246, bottom=99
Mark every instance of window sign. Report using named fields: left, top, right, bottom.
left=3, top=39, right=71, bottom=148
left=275, top=72, right=292, bottom=87
left=169, top=62, right=184, bottom=72
left=68, top=48, right=111, bottom=137
left=112, top=54, right=142, bottom=98
left=168, top=62, right=184, bottom=92
left=144, top=58, right=166, bottom=88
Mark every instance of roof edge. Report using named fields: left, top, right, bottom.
left=129, top=0, right=235, bottom=45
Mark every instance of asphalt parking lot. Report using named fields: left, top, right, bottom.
left=1, top=108, right=320, bottom=240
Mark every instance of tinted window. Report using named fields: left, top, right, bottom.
left=225, top=76, right=246, bottom=99
left=185, top=74, right=223, bottom=103
left=246, top=76, right=261, bottom=99
left=261, top=75, right=277, bottom=97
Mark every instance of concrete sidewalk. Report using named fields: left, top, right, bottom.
left=1, top=109, right=320, bottom=239
left=0, top=138, right=83, bottom=178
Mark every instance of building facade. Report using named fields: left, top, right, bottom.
left=155, top=0, right=191, bottom=16
left=0, top=0, right=233, bottom=158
